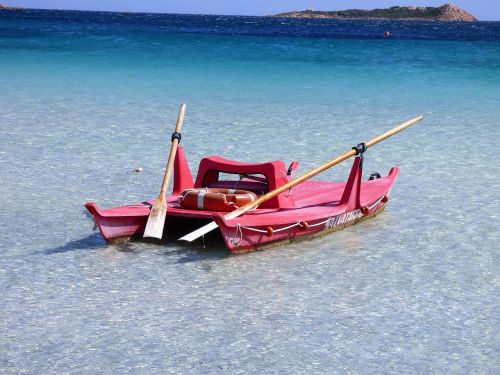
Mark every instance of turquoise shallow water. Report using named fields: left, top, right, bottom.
left=0, top=10, right=499, bottom=374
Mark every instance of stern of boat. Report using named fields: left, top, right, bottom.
left=84, top=201, right=150, bottom=243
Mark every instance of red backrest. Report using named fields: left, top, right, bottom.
left=194, top=156, right=296, bottom=208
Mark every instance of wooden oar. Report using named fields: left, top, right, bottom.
left=179, top=115, right=423, bottom=242
left=144, top=104, right=186, bottom=239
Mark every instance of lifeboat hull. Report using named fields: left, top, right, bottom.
left=85, top=166, right=397, bottom=252
left=85, top=145, right=400, bottom=252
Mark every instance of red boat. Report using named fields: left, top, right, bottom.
left=85, top=144, right=398, bottom=253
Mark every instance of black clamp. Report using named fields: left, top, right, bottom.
left=171, top=132, right=182, bottom=142
left=352, top=143, right=367, bottom=156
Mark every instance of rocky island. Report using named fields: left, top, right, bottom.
left=0, top=4, right=23, bottom=10
left=273, top=3, right=477, bottom=22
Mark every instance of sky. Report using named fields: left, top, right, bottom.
left=5, top=1, right=499, bottom=21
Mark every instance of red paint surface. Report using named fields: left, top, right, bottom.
left=85, top=147, right=399, bottom=252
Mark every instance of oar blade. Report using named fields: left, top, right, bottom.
left=178, top=221, right=219, bottom=242
left=143, top=201, right=167, bottom=239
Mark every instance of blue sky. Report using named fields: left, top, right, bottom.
left=6, top=1, right=499, bottom=20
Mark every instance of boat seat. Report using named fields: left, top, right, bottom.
left=206, top=180, right=268, bottom=194
left=194, top=156, right=296, bottom=208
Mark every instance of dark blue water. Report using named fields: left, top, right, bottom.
left=2, top=8, right=500, bottom=41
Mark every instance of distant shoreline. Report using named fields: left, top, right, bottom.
left=273, top=4, right=477, bottom=22
left=0, top=4, right=23, bottom=10
left=0, top=4, right=488, bottom=22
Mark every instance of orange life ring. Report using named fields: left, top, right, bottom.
left=179, top=188, right=258, bottom=212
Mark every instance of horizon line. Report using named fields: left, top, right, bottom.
left=4, top=6, right=498, bottom=22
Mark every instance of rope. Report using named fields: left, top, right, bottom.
left=367, top=196, right=383, bottom=210
left=235, top=201, right=379, bottom=238
left=274, top=222, right=302, bottom=233
left=238, top=221, right=304, bottom=234
left=308, top=217, right=335, bottom=228
left=367, top=189, right=391, bottom=210
left=280, top=171, right=293, bottom=197
left=231, top=224, right=244, bottom=246
left=238, top=224, right=268, bottom=234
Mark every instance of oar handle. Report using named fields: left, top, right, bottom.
left=224, top=115, right=423, bottom=221
left=179, top=115, right=424, bottom=242
left=158, top=104, right=186, bottom=201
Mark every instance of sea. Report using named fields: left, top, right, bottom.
left=0, top=9, right=499, bottom=374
